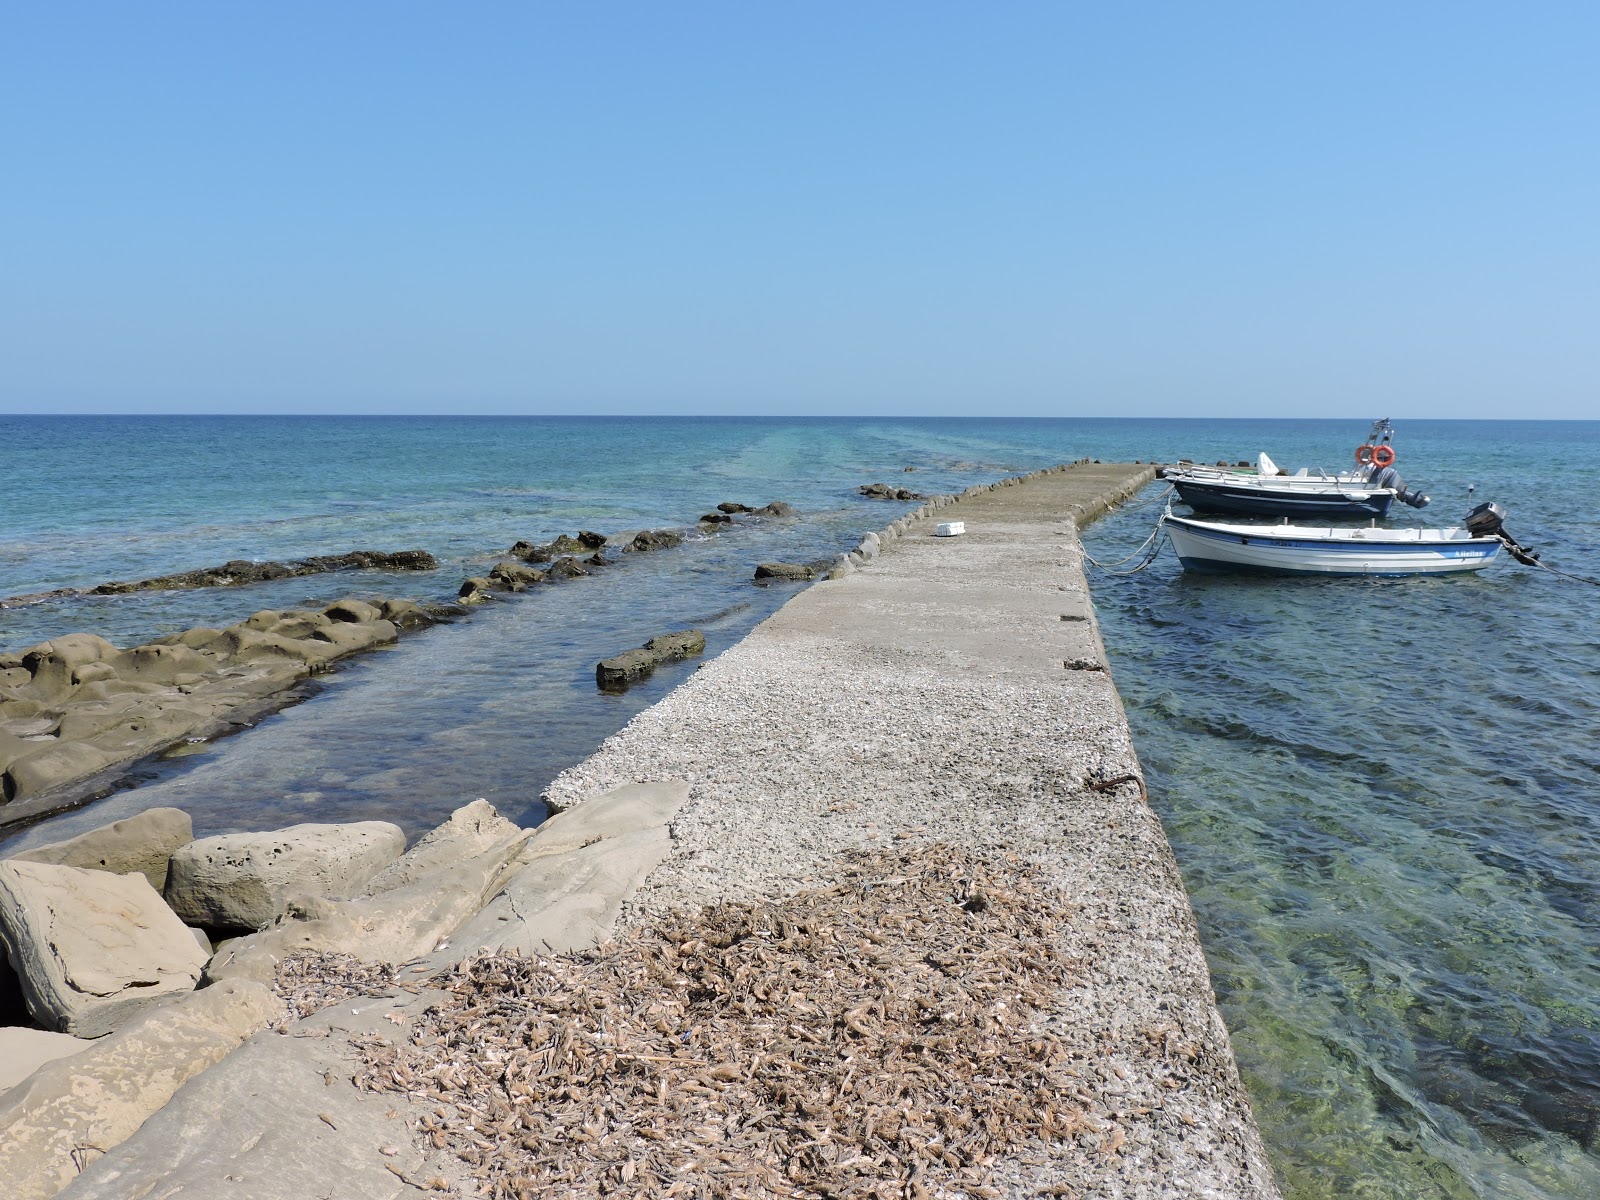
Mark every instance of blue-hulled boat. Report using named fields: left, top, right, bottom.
left=1167, top=459, right=1400, bottom=519
left=1163, top=419, right=1431, bottom=519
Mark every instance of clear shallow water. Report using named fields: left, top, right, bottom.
left=0, top=415, right=1098, bottom=842
left=1083, top=421, right=1600, bottom=1198
left=1, top=416, right=1596, bottom=1198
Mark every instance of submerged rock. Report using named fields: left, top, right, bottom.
left=0, top=600, right=426, bottom=825
left=545, top=556, right=591, bottom=581
left=626, top=529, right=684, bottom=553
left=512, top=531, right=607, bottom=562
left=754, top=562, right=816, bottom=582
left=596, top=630, right=707, bottom=690
left=858, top=483, right=924, bottom=501
left=81, top=549, right=436, bottom=598
left=488, top=561, right=545, bottom=591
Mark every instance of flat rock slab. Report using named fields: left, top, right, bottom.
left=57, top=989, right=468, bottom=1200
left=361, top=797, right=520, bottom=895
left=0, top=1027, right=93, bottom=1095
left=0, top=860, right=207, bottom=1036
left=0, top=979, right=280, bottom=1200
left=166, top=820, right=406, bottom=931
left=7, top=807, right=192, bottom=891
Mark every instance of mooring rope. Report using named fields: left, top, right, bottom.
left=1527, top=557, right=1600, bottom=588
left=1083, top=516, right=1167, bottom=575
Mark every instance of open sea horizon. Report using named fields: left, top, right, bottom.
left=1, top=414, right=1596, bottom=1198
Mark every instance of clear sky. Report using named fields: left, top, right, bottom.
left=2, top=2, right=1596, bottom=417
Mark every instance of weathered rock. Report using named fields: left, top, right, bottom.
left=0, top=979, right=281, bottom=1199
left=545, top=556, right=590, bottom=581
left=626, top=529, right=684, bottom=552
left=0, top=1028, right=93, bottom=1095
left=0, top=860, right=208, bottom=1036
left=596, top=630, right=707, bottom=690
left=362, top=799, right=523, bottom=896
left=716, top=501, right=753, bottom=513
left=308, top=618, right=398, bottom=655
left=488, top=560, right=545, bottom=591
left=81, top=549, right=436, bottom=598
left=2, top=600, right=433, bottom=825
left=204, top=823, right=531, bottom=987
left=699, top=511, right=733, bottom=525
left=323, top=597, right=383, bottom=624
left=451, top=781, right=691, bottom=957
left=512, top=531, right=607, bottom=562
left=754, top=561, right=816, bottom=582
left=378, top=598, right=433, bottom=630
left=6, top=807, right=192, bottom=890
left=858, top=483, right=924, bottom=501
left=646, top=630, right=706, bottom=660
left=753, top=500, right=797, bottom=517
left=595, top=648, right=658, bottom=689
left=165, top=821, right=406, bottom=931
left=458, top=575, right=493, bottom=601
left=3, top=741, right=119, bottom=800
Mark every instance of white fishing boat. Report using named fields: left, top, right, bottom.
left=1163, top=512, right=1503, bottom=577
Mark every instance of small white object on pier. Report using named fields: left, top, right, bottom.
left=934, top=521, right=965, bottom=537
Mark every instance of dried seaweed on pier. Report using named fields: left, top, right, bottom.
left=353, top=844, right=1091, bottom=1198
left=272, top=950, right=410, bottom=1027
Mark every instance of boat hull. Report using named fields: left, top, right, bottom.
left=1164, top=517, right=1501, bottom=577
left=1172, top=478, right=1395, bottom=519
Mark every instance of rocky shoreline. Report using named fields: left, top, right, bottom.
left=0, top=550, right=438, bottom=610
left=0, top=459, right=1282, bottom=1200
left=0, top=598, right=442, bottom=830
left=0, top=497, right=803, bottom=830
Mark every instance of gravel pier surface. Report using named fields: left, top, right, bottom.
left=548, top=463, right=1282, bottom=1199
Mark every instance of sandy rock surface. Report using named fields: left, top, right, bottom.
left=0, top=1027, right=93, bottom=1094
left=165, top=820, right=407, bottom=931
left=6, top=807, right=192, bottom=891
left=0, top=860, right=207, bottom=1036
left=0, top=979, right=281, bottom=1200
left=362, top=797, right=520, bottom=895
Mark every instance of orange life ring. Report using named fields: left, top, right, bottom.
left=1371, top=445, right=1396, bottom=468
left=1355, top=444, right=1377, bottom=465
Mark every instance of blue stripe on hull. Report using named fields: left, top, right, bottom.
left=1173, top=481, right=1393, bottom=519
left=1173, top=554, right=1472, bottom=578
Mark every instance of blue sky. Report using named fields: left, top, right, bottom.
left=2, top=3, right=1596, bottom=417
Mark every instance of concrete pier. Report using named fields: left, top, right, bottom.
left=32, top=462, right=1282, bottom=1199
left=549, top=461, right=1282, bottom=1197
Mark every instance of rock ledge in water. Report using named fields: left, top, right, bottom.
left=596, top=630, right=707, bottom=690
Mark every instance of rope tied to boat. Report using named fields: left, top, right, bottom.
left=1083, top=514, right=1167, bottom=575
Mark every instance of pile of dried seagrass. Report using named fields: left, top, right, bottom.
left=272, top=950, right=409, bottom=1027
left=354, top=844, right=1088, bottom=1198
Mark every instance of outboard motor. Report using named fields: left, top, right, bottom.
left=1464, top=501, right=1506, bottom=537
left=1367, top=464, right=1431, bottom=508
left=1465, top=501, right=1541, bottom=565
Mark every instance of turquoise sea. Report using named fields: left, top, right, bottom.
left=1, top=415, right=1596, bottom=1199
